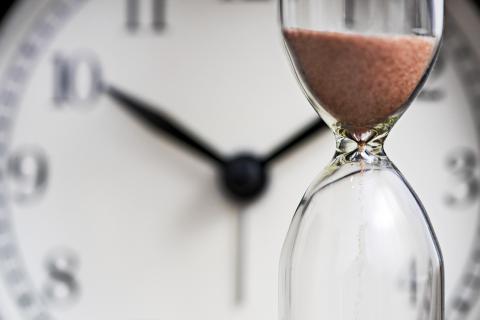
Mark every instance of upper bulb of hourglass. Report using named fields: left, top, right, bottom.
left=281, top=0, right=442, bottom=140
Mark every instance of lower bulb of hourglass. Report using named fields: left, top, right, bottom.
left=279, top=156, right=444, bottom=320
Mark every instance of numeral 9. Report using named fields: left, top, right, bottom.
left=6, top=147, right=49, bottom=204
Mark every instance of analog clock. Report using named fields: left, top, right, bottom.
left=0, top=0, right=477, bottom=320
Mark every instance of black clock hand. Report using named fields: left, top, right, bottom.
left=220, top=118, right=327, bottom=202
left=106, top=85, right=226, bottom=167
left=262, top=118, right=327, bottom=165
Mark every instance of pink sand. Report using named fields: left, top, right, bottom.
left=284, top=29, right=434, bottom=130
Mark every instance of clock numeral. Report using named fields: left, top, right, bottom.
left=343, top=0, right=355, bottom=28
left=126, top=0, right=139, bottom=30
left=445, top=148, right=480, bottom=207
left=53, top=52, right=103, bottom=107
left=418, top=89, right=444, bottom=101
left=419, top=51, right=445, bottom=101
left=152, top=0, right=167, bottom=31
left=126, top=0, right=166, bottom=32
left=43, top=249, right=80, bottom=306
left=6, top=146, right=49, bottom=204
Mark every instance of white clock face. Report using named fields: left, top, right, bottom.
left=0, top=0, right=478, bottom=320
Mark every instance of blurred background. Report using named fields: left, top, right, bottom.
left=0, top=0, right=477, bottom=319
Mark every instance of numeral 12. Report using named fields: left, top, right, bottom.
left=126, top=0, right=166, bottom=32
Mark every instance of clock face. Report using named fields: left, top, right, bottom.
left=0, top=0, right=477, bottom=320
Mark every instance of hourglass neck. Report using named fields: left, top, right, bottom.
left=332, top=126, right=391, bottom=167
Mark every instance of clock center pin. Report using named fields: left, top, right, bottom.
left=221, top=153, right=268, bottom=202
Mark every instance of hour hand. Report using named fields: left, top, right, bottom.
left=106, top=85, right=226, bottom=167
left=262, top=118, right=327, bottom=166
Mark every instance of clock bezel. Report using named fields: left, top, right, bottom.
left=0, top=0, right=477, bottom=319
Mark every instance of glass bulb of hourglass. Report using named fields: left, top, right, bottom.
left=278, top=1, right=444, bottom=320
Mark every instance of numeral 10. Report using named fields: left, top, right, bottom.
left=126, top=0, right=167, bottom=32
left=53, top=52, right=103, bottom=107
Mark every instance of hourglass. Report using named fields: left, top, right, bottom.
left=278, top=1, right=444, bottom=320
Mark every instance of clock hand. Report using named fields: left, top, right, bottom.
left=234, top=206, right=246, bottom=305
left=262, top=118, right=327, bottom=165
left=107, top=85, right=325, bottom=201
left=106, top=85, right=226, bottom=167
left=221, top=119, right=326, bottom=202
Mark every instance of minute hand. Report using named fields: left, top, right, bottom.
left=107, top=86, right=226, bottom=167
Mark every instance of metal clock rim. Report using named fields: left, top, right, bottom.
left=0, top=0, right=477, bottom=319
left=0, top=1, right=87, bottom=319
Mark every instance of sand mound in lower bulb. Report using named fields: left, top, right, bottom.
left=284, top=29, right=434, bottom=132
